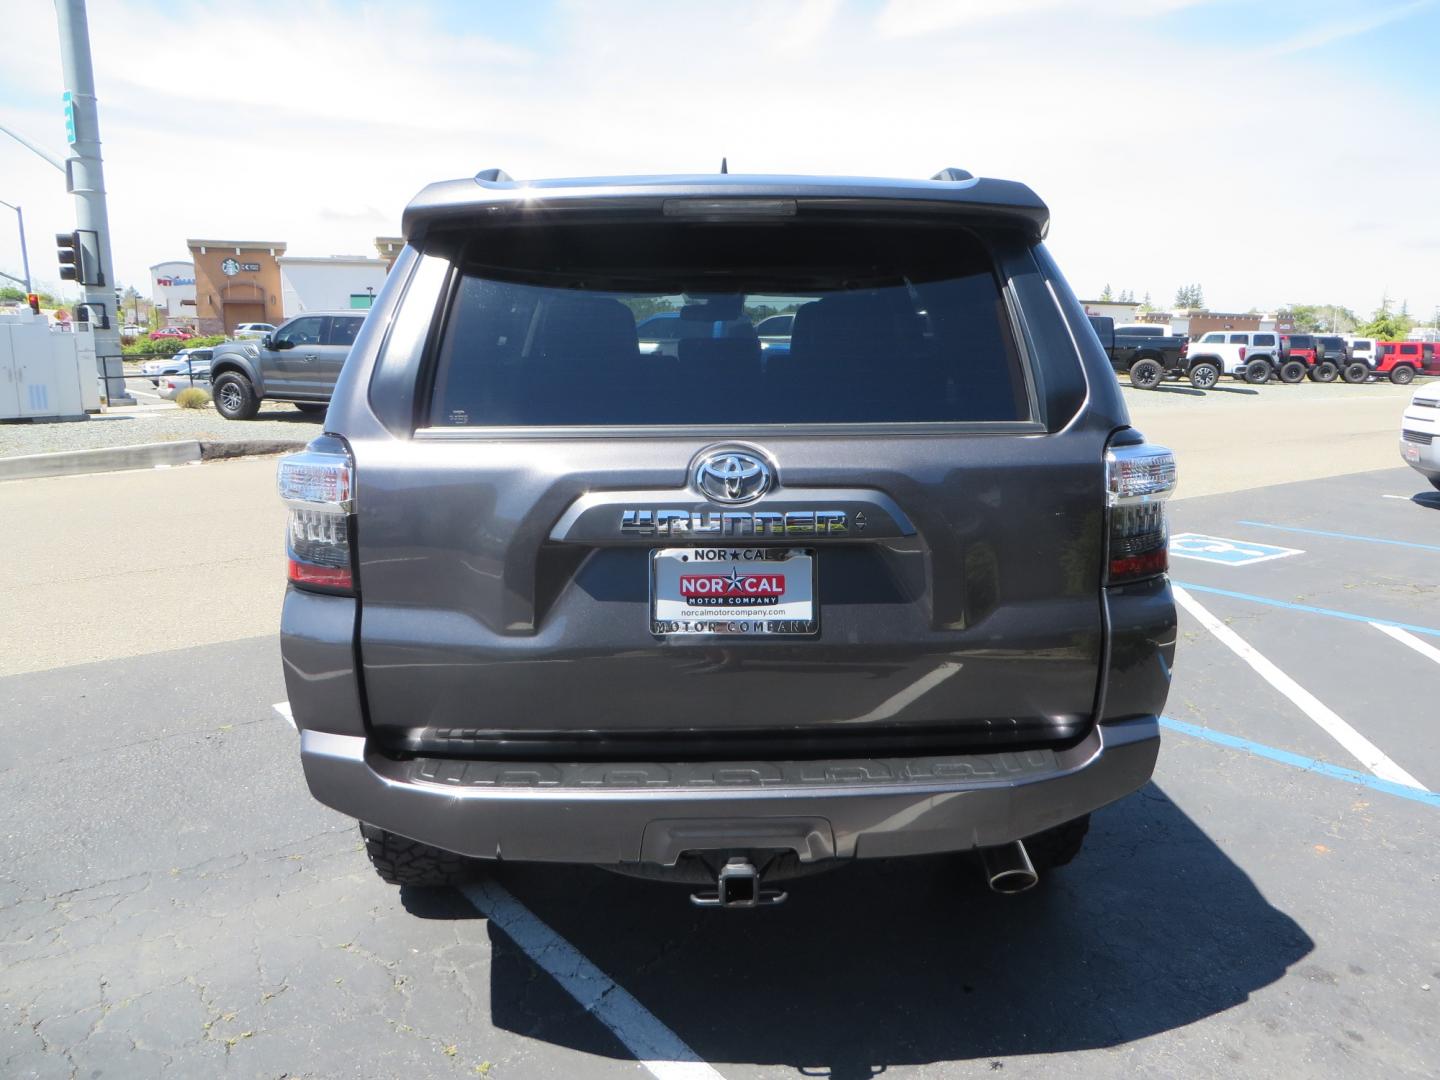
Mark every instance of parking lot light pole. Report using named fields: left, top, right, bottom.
left=0, top=198, right=33, bottom=293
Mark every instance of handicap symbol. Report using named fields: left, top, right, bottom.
left=1168, top=532, right=1304, bottom=567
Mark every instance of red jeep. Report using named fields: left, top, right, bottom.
left=1374, top=341, right=1440, bottom=385
left=1277, top=334, right=1320, bottom=383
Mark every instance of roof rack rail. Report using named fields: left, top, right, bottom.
left=931, top=168, right=974, bottom=182
left=474, top=168, right=514, bottom=183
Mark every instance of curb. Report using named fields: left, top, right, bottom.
left=0, top=439, right=306, bottom=482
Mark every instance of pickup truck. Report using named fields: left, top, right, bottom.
left=209, top=311, right=365, bottom=420
left=1088, top=318, right=1202, bottom=388
left=1182, top=337, right=1254, bottom=382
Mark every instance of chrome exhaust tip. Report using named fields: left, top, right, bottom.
left=980, top=840, right=1038, bottom=895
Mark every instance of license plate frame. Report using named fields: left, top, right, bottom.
left=650, top=547, right=818, bottom=636
left=1403, top=443, right=1421, bottom=462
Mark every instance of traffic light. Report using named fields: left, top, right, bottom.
left=56, top=231, right=79, bottom=281
left=55, top=228, right=102, bottom=286
left=27, top=293, right=40, bottom=315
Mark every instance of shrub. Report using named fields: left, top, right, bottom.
left=175, top=387, right=211, bottom=409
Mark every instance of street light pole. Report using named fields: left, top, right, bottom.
left=0, top=198, right=33, bottom=293
left=54, top=0, right=133, bottom=404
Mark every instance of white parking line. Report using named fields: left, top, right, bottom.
left=1174, top=586, right=1427, bottom=790
left=272, top=701, right=296, bottom=730
left=460, top=881, right=722, bottom=1080
left=1369, top=622, right=1440, bottom=667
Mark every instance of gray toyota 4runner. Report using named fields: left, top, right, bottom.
left=278, top=167, right=1178, bottom=906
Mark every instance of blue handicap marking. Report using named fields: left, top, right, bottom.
left=1168, top=532, right=1305, bottom=567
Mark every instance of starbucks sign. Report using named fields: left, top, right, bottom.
left=220, top=258, right=262, bottom=276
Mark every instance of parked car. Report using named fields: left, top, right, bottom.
left=1348, top=338, right=1378, bottom=367
left=158, top=368, right=211, bottom=400
left=1189, top=330, right=1283, bottom=376
left=1312, top=336, right=1349, bottom=382
left=1375, top=340, right=1440, bottom=384
left=278, top=166, right=1179, bottom=904
left=1279, top=334, right=1322, bottom=383
left=755, top=312, right=795, bottom=359
left=208, top=312, right=364, bottom=419
left=233, top=322, right=276, bottom=340
left=1399, top=380, right=1440, bottom=490
left=120, top=323, right=143, bottom=339
left=149, top=326, right=193, bottom=341
left=1089, top=317, right=1200, bottom=387
left=140, top=347, right=213, bottom=386
left=1182, top=337, right=1257, bottom=382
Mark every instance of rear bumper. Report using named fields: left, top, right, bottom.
left=299, top=717, right=1160, bottom=865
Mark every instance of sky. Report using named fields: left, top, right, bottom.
left=2, top=0, right=1438, bottom=321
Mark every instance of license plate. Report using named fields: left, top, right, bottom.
left=651, top=547, right=817, bottom=636
left=1403, top=443, right=1421, bottom=462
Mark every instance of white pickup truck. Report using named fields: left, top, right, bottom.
left=1182, top=338, right=1268, bottom=383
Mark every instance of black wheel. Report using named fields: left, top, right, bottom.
left=1244, top=360, right=1271, bottom=384
left=1024, top=814, right=1090, bottom=872
left=1390, top=365, right=1416, bottom=385
left=1279, top=360, right=1307, bottom=384
left=1188, top=362, right=1220, bottom=389
left=212, top=372, right=260, bottom=420
left=1311, top=361, right=1338, bottom=383
left=295, top=402, right=326, bottom=414
left=360, top=824, right=481, bottom=887
left=1128, top=358, right=1164, bottom=389
left=1342, top=361, right=1370, bottom=384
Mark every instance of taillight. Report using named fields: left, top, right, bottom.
left=1239, top=346, right=1247, bottom=361
left=1105, top=441, right=1177, bottom=585
left=277, top=445, right=355, bottom=594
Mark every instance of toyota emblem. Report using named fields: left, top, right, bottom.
left=694, top=448, right=773, bottom=504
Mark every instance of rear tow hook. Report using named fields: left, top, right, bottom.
left=690, top=857, right=788, bottom=909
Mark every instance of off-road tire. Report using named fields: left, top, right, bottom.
left=1390, top=365, right=1416, bottom=385
left=360, top=824, right=481, bottom=887
left=212, top=372, right=260, bottom=420
left=1279, top=360, right=1307, bottom=384
left=1024, top=814, right=1091, bottom=871
left=295, top=402, right=326, bottom=414
left=1188, top=362, right=1220, bottom=389
left=1311, top=361, right=1338, bottom=383
left=1128, top=358, right=1164, bottom=390
left=1244, top=360, right=1271, bottom=384
left=1342, top=361, right=1369, bottom=384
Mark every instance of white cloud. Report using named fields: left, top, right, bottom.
left=874, top=0, right=1211, bottom=37
left=1258, top=0, right=1432, bottom=57
left=0, top=0, right=1436, bottom=322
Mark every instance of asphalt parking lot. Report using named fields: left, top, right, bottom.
left=3, top=401, right=1438, bottom=1078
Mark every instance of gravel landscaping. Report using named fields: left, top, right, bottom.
left=0, top=401, right=321, bottom=459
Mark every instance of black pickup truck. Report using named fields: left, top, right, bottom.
left=1089, top=317, right=1206, bottom=389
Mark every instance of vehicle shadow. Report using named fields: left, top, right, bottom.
left=1145, top=383, right=1260, bottom=397
left=1409, top=490, right=1440, bottom=510
left=405, top=784, right=1312, bottom=1075
left=254, top=408, right=326, bottom=422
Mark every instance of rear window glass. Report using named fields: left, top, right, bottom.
left=1116, top=326, right=1161, bottom=338
left=427, top=222, right=1029, bottom=426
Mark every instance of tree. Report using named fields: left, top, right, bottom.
left=1119, top=289, right=1134, bottom=303
left=1138, top=291, right=1153, bottom=313
left=1100, top=283, right=1114, bottom=301
left=1355, top=299, right=1413, bottom=342
left=1173, top=284, right=1205, bottom=310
